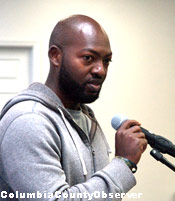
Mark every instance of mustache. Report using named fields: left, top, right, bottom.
left=86, top=78, right=104, bottom=85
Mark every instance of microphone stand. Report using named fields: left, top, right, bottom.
left=150, top=149, right=175, bottom=172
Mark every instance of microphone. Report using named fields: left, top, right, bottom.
left=111, top=114, right=175, bottom=158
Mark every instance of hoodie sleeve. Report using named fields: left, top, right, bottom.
left=0, top=113, right=136, bottom=201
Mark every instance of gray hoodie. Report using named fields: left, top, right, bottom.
left=0, top=83, right=136, bottom=201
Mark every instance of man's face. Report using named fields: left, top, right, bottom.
left=58, top=23, right=112, bottom=104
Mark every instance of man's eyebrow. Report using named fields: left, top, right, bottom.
left=81, top=48, right=112, bottom=57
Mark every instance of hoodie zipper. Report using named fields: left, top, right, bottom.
left=90, top=145, right=96, bottom=173
left=57, top=108, right=88, bottom=177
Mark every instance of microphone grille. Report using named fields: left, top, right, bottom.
left=111, top=114, right=128, bottom=130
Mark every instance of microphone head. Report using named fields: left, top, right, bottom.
left=111, top=114, right=128, bottom=130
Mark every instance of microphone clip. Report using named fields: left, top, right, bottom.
left=150, top=149, right=175, bottom=172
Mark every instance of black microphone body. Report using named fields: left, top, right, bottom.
left=140, top=127, right=175, bottom=157
left=111, top=115, right=175, bottom=158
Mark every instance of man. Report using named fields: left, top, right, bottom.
left=0, top=15, right=147, bottom=200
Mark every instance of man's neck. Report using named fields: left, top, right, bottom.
left=45, top=81, right=80, bottom=110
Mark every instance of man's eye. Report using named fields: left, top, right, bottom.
left=83, top=55, right=93, bottom=62
left=104, top=58, right=112, bottom=65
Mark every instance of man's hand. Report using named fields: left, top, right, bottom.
left=115, top=120, right=147, bottom=164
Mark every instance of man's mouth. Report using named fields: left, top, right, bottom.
left=87, top=83, right=101, bottom=92
left=86, top=79, right=103, bottom=92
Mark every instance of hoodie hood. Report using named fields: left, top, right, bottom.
left=0, top=83, right=64, bottom=120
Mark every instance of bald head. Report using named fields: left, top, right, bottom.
left=49, top=15, right=109, bottom=49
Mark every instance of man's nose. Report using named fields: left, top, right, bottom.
left=91, top=61, right=106, bottom=78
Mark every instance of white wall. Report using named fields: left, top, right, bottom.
left=0, top=0, right=174, bottom=200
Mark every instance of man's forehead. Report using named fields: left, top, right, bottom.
left=70, top=20, right=106, bottom=38
left=66, top=22, right=110, bottom=49
left=76, top=22, right=96, bottom=37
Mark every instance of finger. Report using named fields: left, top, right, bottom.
left=139, top=139, right=148, bottom=153
left=138, top=132, right=146, bottom=139
left=130, top=131, right=146, bottom=139
left=127, top=125, right=142, bottom=134
left=119, top=119, right=141, bottom=130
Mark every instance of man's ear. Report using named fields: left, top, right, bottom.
left=48, top=45, right=62, bottom=67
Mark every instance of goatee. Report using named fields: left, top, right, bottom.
left=58, top=60, right=101, bottom=104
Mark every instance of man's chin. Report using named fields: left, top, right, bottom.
left=79, top=93, right=100, bottom=104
